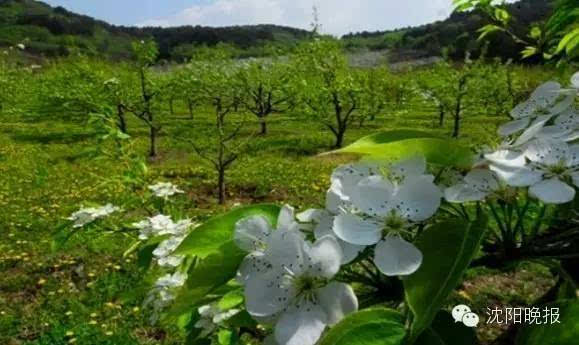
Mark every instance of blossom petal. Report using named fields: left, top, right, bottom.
left=525, top=139, right=570, bottom=166
left=350, top=175, right=394, bottom=216
left=333, top=213, right=381, bottom=246
left=568, top=144, right=579, bottom=166
left=265, top=230, right=305, bottom=272
left=445, top=183, right=488, bottom=203
left=325, top=189, right=343, bottom=214
left=390, top=156, right=427, bottom=179
left=485, top=150, right=526, bottom=167
left=529, top=178, right=575, bottom=204
left=498, top=118, right=531, bottom=136
left=489, top=163, right=542, bottom=187
left=313, top=213, right=364, bottom=264
left=245, top=270, right=293, bottom=317
left=316, top=282, right=358, bottom=325
left=234, top=216, right=272, bottom=252
left=308, top=235, right=343, bottom=278
left=394, top=175, right=442, bottom=222
left=237, top=252, right=271, bottom=284
left=549, top=92, right=575, bottom=115
left=572, top=172, right=579, bottom=188
left=330, top=163, right=379, bottom=201
left=296, top=209, right=324, bottom=223
left=374, top=236, right=423, bottom=276
left=512, top=115, right=551, bottom=146
left=275, top=302, right=327, bottom=345
left=277, top=205, right=298, bottom=232
left=572, top=71, right=579, bottom=89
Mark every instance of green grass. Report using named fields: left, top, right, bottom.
left=0, top=102, right=553, bottom=345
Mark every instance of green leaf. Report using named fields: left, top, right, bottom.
left=168, top=241, right=247, bottom=319
left=516, top=300, right=579, bottom=345
left=404, top=216, right=488, bottom=343
left=318, top=308, right=407, bottom=345
left=493, top=8, right=510, bottom=25
left=218, top=329, right=238, bottom=345
left=326, top=130, right=473, bottom=168
left=50, top=222, right=77, bottom=252
left=218, top=290, right=244, bottom=310
left=556, top=28, right=579, bottom=54
left=521, top=46, right=539, bottom=59
left=415, top=311, right=477, bottom=345
left=175, top=204, right=281, bottom=258
left=478, top=24, right=503, bottom=41
left=529, top=26, right=542, bottom=40
left=225, top=310, right=257, bottom=329
left=136, top=235, right=169, bottom=270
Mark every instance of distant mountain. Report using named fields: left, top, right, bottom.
left=342, top=0, right=554, bottom=61
left=0, top=0, right=310, bottom=60
left=0, top=0, right=553, bottom=62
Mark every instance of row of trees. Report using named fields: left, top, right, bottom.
left=0, top=38, right=563, bottom=204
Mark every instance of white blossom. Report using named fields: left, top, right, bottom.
left=536, top=107, right=579, bottom=143
left=487, top=139, right=579, bottom=204
left=145, top=271, right=187, bottom=323
left=332, top=157, right=441, bottom=276
left=195, top=304, right=240, bottom=337
left=297, top=190, right=365, bottom=264
left=445, top=169, right=500, bottom=203
left=16, top=43, right=25, bottom=50
left=68, top=204, right=120, bottom=228
left=133, top=214, right=193, bottom=240
left=153, top=235, right=187, bottom=267
left=148, top=182, right=184, bottom=199
left=498, top=82, right=574, bottom=137
left=234, top=204, right=301, bottom=284
left=243, top=234, right=357, bottom=345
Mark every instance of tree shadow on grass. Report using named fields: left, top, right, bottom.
left=10, top=131, right=96, bottom=144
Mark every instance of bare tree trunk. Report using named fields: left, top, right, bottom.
left=259, top=117, right=267, bottom=135
left=149, top=126, right=157, bottom=157
left=188, top=99, right=194, bottom=119
left=218, top=168, right=226, bottom=205
left=117, top=104, right=127, bottom=134
left=334, top=126, right=346, bottom=149
left=438, top=105, right=445, bottom=127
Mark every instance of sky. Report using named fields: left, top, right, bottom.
left=43, top=0, right=456, bottom=36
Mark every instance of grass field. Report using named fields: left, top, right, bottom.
left=0, top=97, right=559, bottom=345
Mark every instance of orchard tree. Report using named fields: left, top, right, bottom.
left=131, top=40, right=163, bottom=158
left=416, top=58, right=475, bottom=138
left=237, top=59, right=293, bottom=135
left=184, top=52, right=247, bottom=204
left=177, top=63, right=203, bottom=120
left=293, top=39, right=362, bottom=148
left=34, top=56, right=110, bottom=121
left=102, top=66, right=138, bottom=134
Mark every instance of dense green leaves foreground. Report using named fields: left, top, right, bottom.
left=316, top=217, right=488, bottom=345
left=328, top=130, right=473, bottom=168
left=161, top=200, right=490, bottom=344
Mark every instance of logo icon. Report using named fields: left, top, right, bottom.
left=452, top=304, right=479, bottom=327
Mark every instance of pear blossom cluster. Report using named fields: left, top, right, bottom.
left=148, top=182, right=184, bottom=199
left=234, top=205, right=359, bottom=345
left=194, top=303, right=241, bottom=337
left=446, top=73, right=579, bottom=204
left=67, top=204, right=120, bottom=228
left=227, top=72, right=578, bottom=345
left=144, top=271, right=187, bottom=323
left=133, top=214, right=197, bottom=267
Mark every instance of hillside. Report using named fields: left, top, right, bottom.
left=342, top=0, right=553, bottom=61
left=0, top=0, right=310, bottom=60
left=0, top=0, right=553, bottom=61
